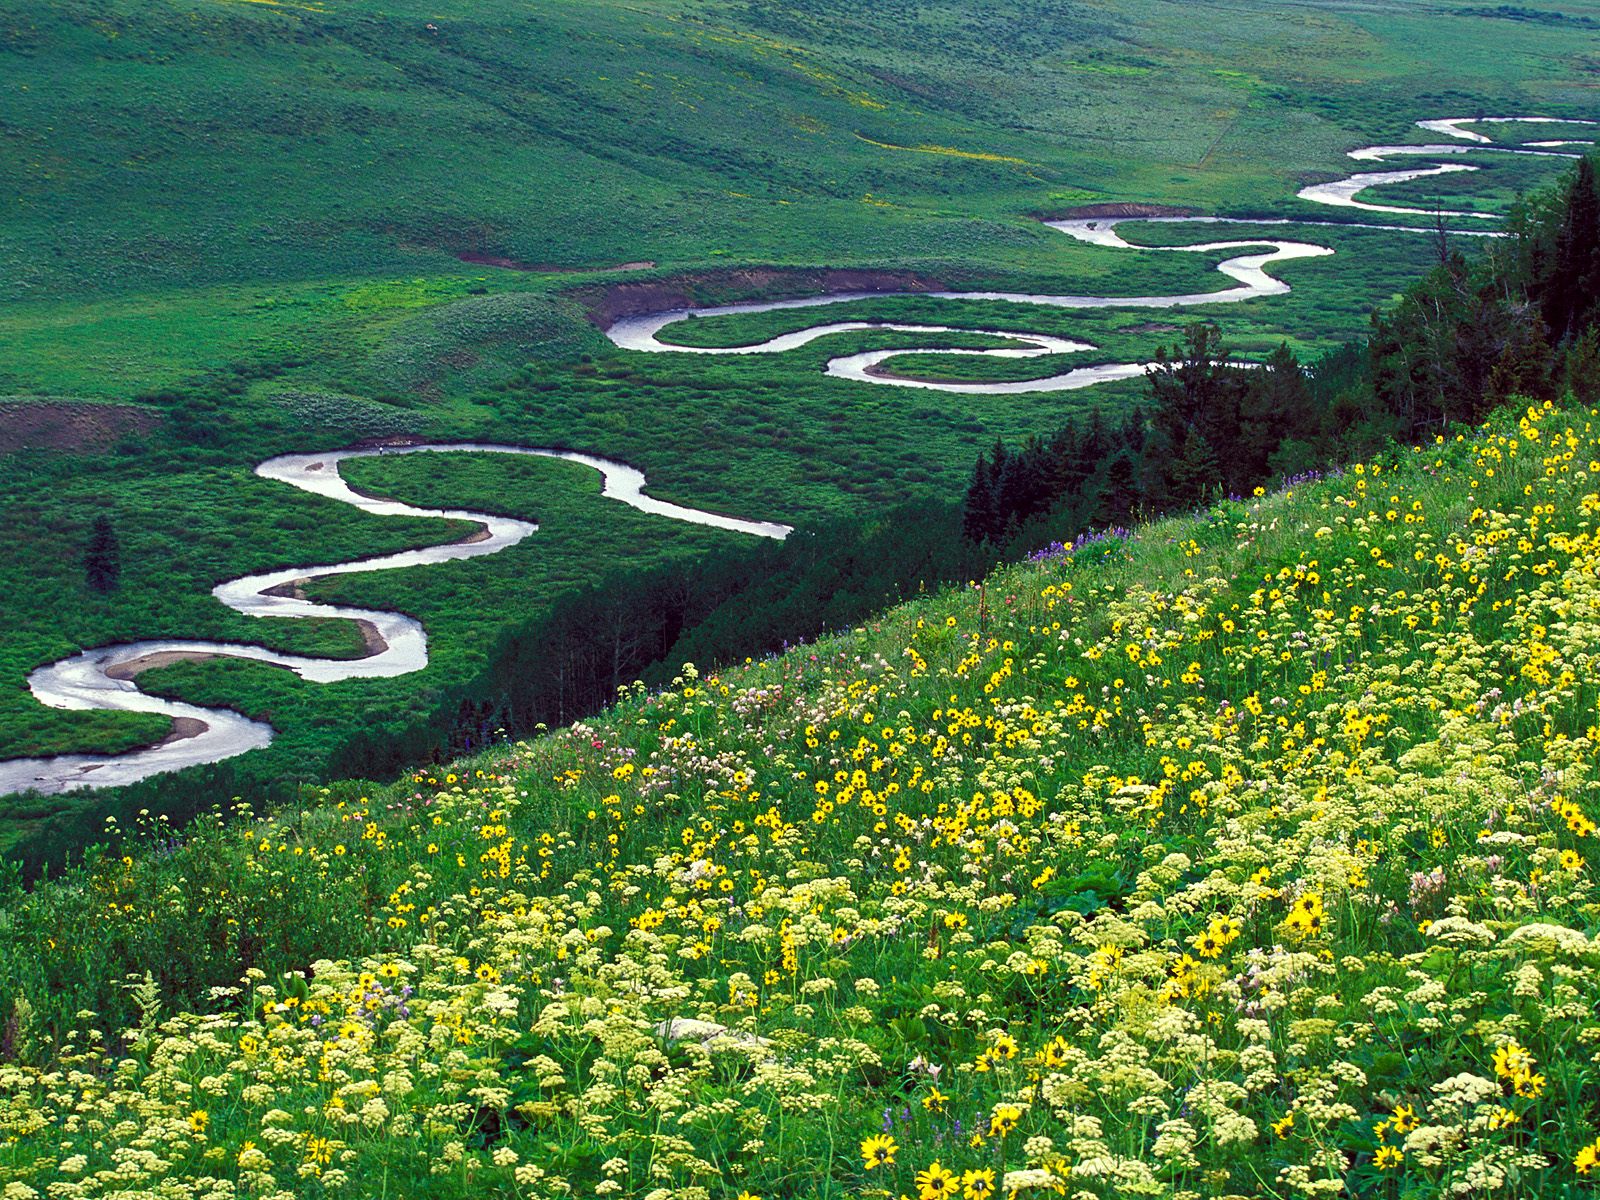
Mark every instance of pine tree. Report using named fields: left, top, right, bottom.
left=1096, top=452, right=1139, bottom=527
left=962, top=447, right=996, bottom=542
left=1010, top=435, right=1049, bottom=523
left=1072, top=410, right=1109, bottom=489
left=1566, top=325, right=1600, bottom=405
left=1146, top=324, right=1247, bottom=496
left=1238, top=343, right=1315, bottom=481
left=85, top=515, right=121, bottom=594
left=1546, top=157, right=1600, bottom=341
left=1165, top=427, right=1222, bottom=508
left=1045, top=423, right=1079, bottom=495
left=987, top=438, right=1019, bottom=537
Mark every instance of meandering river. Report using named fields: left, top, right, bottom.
left=0, top=446, right=788, bottom=796
left=606, top=116, right=1592, bottom=389
left=2, top=116, right=1592, bottom=796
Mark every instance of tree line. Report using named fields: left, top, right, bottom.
left=962, top=151, right=1600, bottom=550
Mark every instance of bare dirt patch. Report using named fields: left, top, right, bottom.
left=577, top=266, right=950, bottom=327
left=357, top=620, right=388, bottom=656
left=0, top=400, right=160, bottom=454
left=156, top=717, right=207, bottom=746
left=104, top=650, right=218, bottom=681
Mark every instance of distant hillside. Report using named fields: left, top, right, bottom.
left=5, top=0, right=1598, bottom=300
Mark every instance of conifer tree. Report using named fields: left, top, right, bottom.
left=962, top=445, right=998, bottom=542
left=1096, top=452, right=1139, bottom=526
left=1547, top=157, right=1600, bottom=341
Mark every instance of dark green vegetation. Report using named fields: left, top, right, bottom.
left=966, top=154, right=1600, bottom=553
left=82, top=516, right=121, bottom=595
left=2, top=0, right=1598, bottom=861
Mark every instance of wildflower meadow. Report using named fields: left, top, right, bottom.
left=5, top=397, right=1600, bottom=1198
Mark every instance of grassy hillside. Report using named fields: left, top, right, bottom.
left=7, top=0, right=1598, bottom=390
left=7, top=0, right=1595, bottom=305
left=5, top=393, right=1600, bottom=1196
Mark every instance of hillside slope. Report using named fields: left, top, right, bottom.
left=5, top=394, right=1600, bottom=1196
left=6, top=0, right=1599, bottom=302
